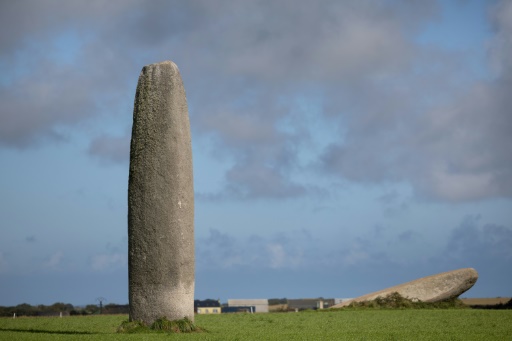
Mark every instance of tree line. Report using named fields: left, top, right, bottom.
left=0, top=302, right=129, bottom=317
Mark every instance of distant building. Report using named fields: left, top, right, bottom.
left=196, top=306, right=221, bottom=314
left=194, top=299, right=221, bottom=314
left=222, top=306, right=255, bottom=313
left=287, top=298, right=335, bottom=311
left=228, top=299, right=269, bottom=313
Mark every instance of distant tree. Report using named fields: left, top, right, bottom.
left=0, top=305, right=16, bottom=317
left=50, top=302, right=74, bottom=312
left=15, top=303, right=34, bottom=316
left=268, top=298, right=288, bottom=305
left=84, top=304, right=100, bottom=315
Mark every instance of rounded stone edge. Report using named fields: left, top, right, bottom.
left=332, top=268, right=479, bottom=308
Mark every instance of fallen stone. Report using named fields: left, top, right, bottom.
left=332, top=268, right=478, bottom=308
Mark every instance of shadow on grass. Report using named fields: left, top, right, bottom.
left=0, top=328, right=94, bottom=335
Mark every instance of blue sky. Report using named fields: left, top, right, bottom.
left=1, top=0, right=511, bottom=306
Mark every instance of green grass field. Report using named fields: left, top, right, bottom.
left=1, top=310, right=511, bottom=340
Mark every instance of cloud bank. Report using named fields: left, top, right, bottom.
left=2, top=1, right=510, bottom=202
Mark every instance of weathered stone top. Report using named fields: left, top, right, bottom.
left=332, top=268, right=478, bottom=308
left=143, top=60, right=180, bottom=75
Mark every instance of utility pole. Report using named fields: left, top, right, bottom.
left=96, top=297, right=106, bottom=314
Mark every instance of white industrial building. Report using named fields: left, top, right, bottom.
left=228, top=299, right=269, bottom=313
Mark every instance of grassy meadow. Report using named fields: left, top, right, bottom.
left=1, top=309, right=512, bottom=340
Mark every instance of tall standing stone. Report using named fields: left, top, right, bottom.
left=128, top=61, right=194, bottom=324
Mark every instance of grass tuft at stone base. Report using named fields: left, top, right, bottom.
left=117, top=317, right=204, bottom=334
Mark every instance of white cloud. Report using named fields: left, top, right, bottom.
left=425, top=166, right=496, bottom=201
left=197, top=229, right=310, bottom=270
left=90, top=253, right=126, bottom=272
left=266, top=242, right=303, bottom=269
left=342, top=247, right=370, bottom=267
left=88, top=133, right=130, bottom=165
left=42, top=251, right=64, bottom=270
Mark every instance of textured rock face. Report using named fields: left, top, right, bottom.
left=332, top=268, right=478, bottom=308
left=128, top=61, right=194, bottom=324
